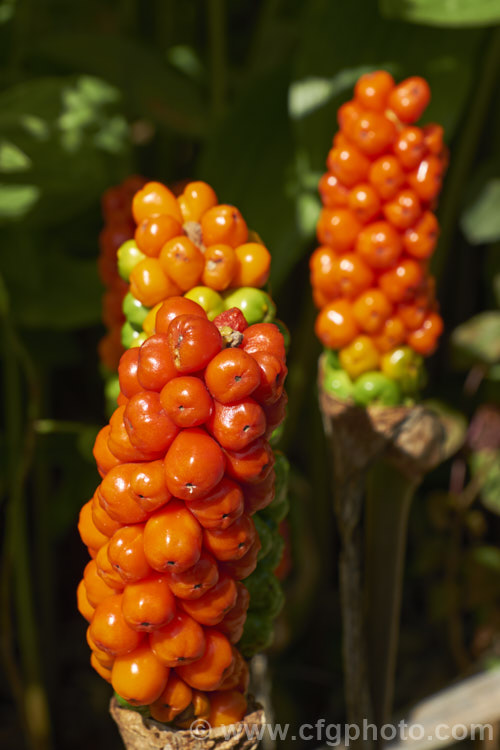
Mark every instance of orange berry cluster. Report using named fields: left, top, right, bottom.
left=77, top=295, right=287, bottom=727
left=128, top=181, right=271, bottom=308
left=98, top=176, right=147, bottom=370
left=312, top=71, right=446, bottom=362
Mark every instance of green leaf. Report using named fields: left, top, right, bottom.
left=0, top=140, right=31, bottom=172
left=470, top=450, right=500, bottom=515
left=451, top=311, right=500, bottom=366
left=461, top=179, right=500, bottom=245
left=35, top=33, right=206, bottom=137
left=380, top=0, right=500, bottom=27
left=0, top=183, right=39, bottom=217
left=0, top=76, right=131, bottom=225
left=289, top=67, right=372, bottom=120
left=471, top=544, right=500, bottom=571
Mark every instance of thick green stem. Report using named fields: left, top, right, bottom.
left=365, top=461, right=416, bottom=734
left=433, top=27, right=500, bottom=279
left=207, top=0, right=227, bottom=118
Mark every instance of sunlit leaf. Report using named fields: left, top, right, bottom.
left=461, top=179, right=500, bottom=245
left=452, top=311, right=500, bottom=366
left=380, top=0, right=500, bottom=27
left=0, top=183, right=39, bottom=218
left=0, top=141, right=31, bottom=172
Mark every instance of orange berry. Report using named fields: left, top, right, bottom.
left=393, top=126, right=426, bottom=169
left=373, top=316, right=408, bottom=353
left=144, top=499, right=203, bottom=573
left=354, top=70, right=395, bottom=111
left=383, top=189, right=422, bottom=230
left=150, top=611, right=206, bottom=667
left=241, top=322, right=286, bottom=364
left=121, top=574, right=176, bottom=632
left=124, top=391, right=179, bottom=455
left=423, top=124, right=445, bottom=156
left=353, top=289, right=392, bottom=334
left=348, top=183, right=381, bottom=224
left=93, top=425, right=121, bottom=478
left=149, top=672, right=193, bottom=723
left=407, top=156, right=444, bottom=204
left=218, top=583, right=250, bottom=643
left=201, top=205, right=248, bottom=248
left=207, top=398, right=266, bottom=451
left=337, top=100, right=363, bottom=131
left=316, top=208, right=362, bottom=252
left=137, top=333, right=178, bottom=392
left=397, top=301, right=428, bottom=331
left=221, top=537, right=261, bottom=580
left=180, top=574, right=237, bottom=626
left=160, top=376, right=213, bottom=428
left=77, top=579, right=95, bottom=623
left=378, top=259, right=425, bottom=304
left=130, top=258, right=181, bottom=308
left=91, top=652, right=112, bottom=683
left=176, top=629, right=233, bottom=691
left=92, top=492, right=122, bottom=537
left=332, top=253, right=374, bottom=299
left=318, top=172, right=349, bottom=208
left=202, top=244, right=238, bottom=291
left=250, top=351, right=287, bottom=406
left=314, top=298, right=359, bottom=349
left=309, top=245, right=339, bottom=298
left=242, top=470, right=275, bottom=514
left=232, top=243, right=271, bottom=288
left=134, top=215, right=183, bottom=257
left=132, top=182, right=183, bottom=224
left=369, top=156, right=405, bottom=200
left=185, top=477, right=244, bottom=531
left=208, top=690, right=248, bottom=728
left=168, top=315, right=222, bottom=374
left=204, top=348, right=260, bottom=404
left=218, top=648, right=249, bottom=692
left=345, top=110, right=397, bottom=157
left=95, top=543, right=125, bottom=591
left=404, top=211, right=439, bottom=260
left=223, top=438, right=275, bottom=485
left=167, top=551, right=219, bottom=600
left=388, top=76, right=431, bottom=124
left=112, top=643, right=170, bottom=705
left=84, top=559, right=118, bottom=608
left=107, top=525, right=152, bottom=584
left=203, top=513, right=257, bottom=562
left=98, top=463, right=148, bottom=525
left=155, top=296, right=207, bottom=334
left=326, top=144, right=370, bottom=187
left=90, top=593, right=144, bottom=656
left=356, top=221, right=403, bottom=269
left=178, top=181, right=218, bottom=223
left=312, top=287, right=332, bottom=309
left=159, top=236, right=204, bottom=292
left=407, top=312, right=443, bottom=355
left=78, top=500, right=109, bottom=551
left=164, top=428, right=225, bottom=501
left=87, top=627, right=115, bottom=669
left=118, top=348, right=142, bottom=400
left=108, top=405, right=163, bottom=464
left=129, top=460, right=172, bottom=515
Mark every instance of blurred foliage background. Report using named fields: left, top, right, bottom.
left=1, top=1, right=500, bottom=749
